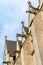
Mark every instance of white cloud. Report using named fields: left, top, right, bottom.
left=0, top=0, right=8, bottom=5
left=0, top=0, right=20, bottom=6
left=2, top=22, right=20, bottom=36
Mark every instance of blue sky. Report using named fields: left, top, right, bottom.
left=0, top=0, right=38, bottom=65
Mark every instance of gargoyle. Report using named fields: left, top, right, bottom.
left=26, top=1, right=39, bottom=15
left=28, top=1, right=39, bottom=10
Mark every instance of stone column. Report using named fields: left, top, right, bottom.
left=39, top=0, right=43, bottom=8
left=16, top=38, right=22, bottom=65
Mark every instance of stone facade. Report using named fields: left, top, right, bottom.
left=3, top=0, right=43, bottom=65
left=31, top=11, right=43, bottom=65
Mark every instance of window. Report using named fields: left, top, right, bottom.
left=13, top=56, right=16, bottom=61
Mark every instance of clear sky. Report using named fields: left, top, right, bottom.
left=0, top=0, right=38, bottom=65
